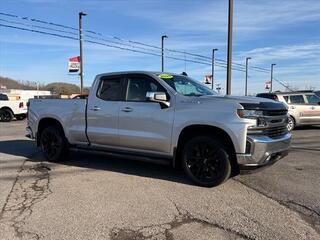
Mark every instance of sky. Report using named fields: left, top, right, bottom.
left=0, top=0, right=320, bottom=95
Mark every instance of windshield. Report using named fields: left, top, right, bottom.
left=158, top=74, right=217, bottom=97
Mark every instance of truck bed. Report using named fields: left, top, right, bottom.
left=28, top=99, right=88, bottom=144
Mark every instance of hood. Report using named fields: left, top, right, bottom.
left=195, top=95, right=287, bottom=111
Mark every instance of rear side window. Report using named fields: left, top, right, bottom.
left=289, top=95, right=305, bottom=104
left=306, top=94, right=320, bottom=104
left=97, top=77, right=123, bottom=101
left=283, top=96, right=289, bottom=102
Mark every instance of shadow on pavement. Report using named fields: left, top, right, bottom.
left=0, top=139, right=191, bottom=186
left=293, top=125, right=320, bottom=131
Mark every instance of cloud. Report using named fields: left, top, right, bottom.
left=236, top=42, right=320, bottom=63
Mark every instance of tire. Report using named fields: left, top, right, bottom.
left=1, top=109, right=13, bottom=122
left=40, top=125, right=68, bottom=162
left=181, top=136, right=232, bottom=187
left=287, top=116, right=295, bottom=131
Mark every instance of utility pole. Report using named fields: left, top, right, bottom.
left=270, top=63, right=276, bottom=93
left=79, top=12, right=87, bottom=94
left=226, top=0, right=233, bottom=95
left=211, top=49, right=218, bottom=90
left=161, top=35, right=168, bottom=72
left=245, top=57, right=251, bottom=96
left=184, top=52, right=187, bottom=72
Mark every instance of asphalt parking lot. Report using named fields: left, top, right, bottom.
left=0, top=120, right=319, bottom=240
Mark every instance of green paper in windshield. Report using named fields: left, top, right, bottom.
left=158, top=73, right=173, bottom=79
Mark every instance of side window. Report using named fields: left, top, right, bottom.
left=289, top=95, right=305, bottom=104
left=0, top=94, right=8, bottom=100
left=97, top=77, right=123, bottom=101
left=306, top=94, right=320, bottom=105
left=126, top=75, right=166, bottom=102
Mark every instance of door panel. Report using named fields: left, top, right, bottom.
left=118, top=101, right=174, bottom=153
left=118, top=74, right=174, bottom=153
left=86, top=76, right=124, bottom=147
left=87, top=99, right=119, bottom=147
left=304, top=94, right=320, bottom=124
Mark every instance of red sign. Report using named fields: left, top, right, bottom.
left=68, top=56, right=80, bottom=73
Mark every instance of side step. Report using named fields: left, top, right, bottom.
left=69, top=147, right=172, bottom=166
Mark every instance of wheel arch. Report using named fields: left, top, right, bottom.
left=174, top=124, right=239, bottom=175
left=0, top=106, right=14, bottom=114
left=37, top=117, right=66, bottom=146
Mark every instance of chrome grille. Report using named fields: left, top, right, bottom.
left=248, top=110, right=288, bottom=138
left=263, top=125, right=288, bottom=138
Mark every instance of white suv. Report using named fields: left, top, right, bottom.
left=257, top=91, right=320, bottom=131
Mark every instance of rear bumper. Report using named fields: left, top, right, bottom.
left=237, top=133, right=291, bottom=173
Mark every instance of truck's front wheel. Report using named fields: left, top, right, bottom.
left=40, top=126, right=68, bottom=162
left=182, top=136, right=231, bottom=187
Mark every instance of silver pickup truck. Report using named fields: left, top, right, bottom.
left=27, top=71, right=291, bottom=187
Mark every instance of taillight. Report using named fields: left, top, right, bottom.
left=273, top=95, right=279, bottom=101
left=19, top=102, right=24, bottom=108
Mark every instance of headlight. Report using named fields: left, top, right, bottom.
left=237, top=109, right=263, bottom=119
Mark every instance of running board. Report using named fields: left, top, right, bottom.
left=69, top=147, right=172, bottom=166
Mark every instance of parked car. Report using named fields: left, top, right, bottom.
left=257, top=91, right=320, bottom=131
left=27, top=71, right=291, bottom=187
left=0, top=97, right=27, bottom=122
left=72, top=94, right=88, bottom=99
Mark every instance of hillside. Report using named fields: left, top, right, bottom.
left=0, top=76, right=36, bottom=90
left=0, top=76, right=89, bottom=95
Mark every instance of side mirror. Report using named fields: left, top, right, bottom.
left=146, top=92, right=170, bottom=108
left=318, top=101, right=320, bottom=105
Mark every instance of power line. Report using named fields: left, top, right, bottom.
left=0, top=18, right=78, bottom=36
left=0, top=12, right=249, bottom=68
left=0, top=23, right=78, bottom=40
left=1, top=15, right=291, bottom=88
left=0, top=11, right=271, bottom=74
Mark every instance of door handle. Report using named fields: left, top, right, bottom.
left=290, top=106, right=295, bottom=109
left=121, top=107, right=133, bottom=112
left=311, top=106, right=315, bottom=110
left=90, top=106, right=101, bottom=111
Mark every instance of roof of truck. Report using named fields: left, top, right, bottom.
left=96, top=71, right=182, bottom=78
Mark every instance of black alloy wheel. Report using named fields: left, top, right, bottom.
left=1, top=109, right=13, bottom=122
left=182, top=136, right=231, bottom=187
left=40, top=126, right=68, bottom=162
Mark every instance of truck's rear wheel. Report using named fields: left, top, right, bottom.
left=1, top=109, right=13, bottom=122
left=40, top=126, right=68, bottom=162
left=182, top=136, right=231, bottom=187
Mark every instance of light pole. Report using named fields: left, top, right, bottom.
left=161, top=35, right=168, bottom=72
left=245, top=57, right=251, bottom=96
left=226, top=0, right=234, bottom=95
left=79, top=11, right=87, bottom=94
left=211, top=49, right=218, bottom=90
left=270, top=63, right=276, bottom=93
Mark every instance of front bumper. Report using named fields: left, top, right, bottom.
left=26, top=126, right=35, bottom=139
left=237, top=133, right=291, bottom=173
